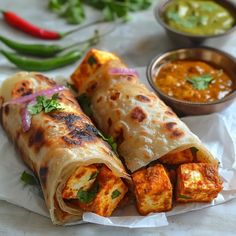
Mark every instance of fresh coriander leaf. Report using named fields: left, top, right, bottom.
left=111, top=189, right=121, bottom=199
left=21, top=171, right=39, bottom=186
left=89, top=171, right=98, bottom=180
left=186, top=74, right=213, bottom=90
left=48, top=0, right=67, bottom=12
left=27, top=103, right=43, bottom=115
left=63, top=4, right=85, bottom=24
left=108, top=1, right=129, bottom=19
left=108, top=137, right=118, bottom=154
left=66, top=82, right=78, bottom=92
left=28, top=94, right=63, bottom=115
left=191, top=147, right=198, bottom=154
left=179, top=194, right=191, bottom=199
left=88, top=56, right=97, bottom=66
left=76, top=94, right=93, bottom=116
left=97, top=130, right=118, bottom=155
left=48, top=0, right=152, bottom=25
left=77, top=183, right=99, bottom=204
left=129, top=0, right=152, bottom=12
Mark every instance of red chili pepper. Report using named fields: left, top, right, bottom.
left=1, top=10, right=105, bottom=40
left=2, top=11, right=62, bottom=40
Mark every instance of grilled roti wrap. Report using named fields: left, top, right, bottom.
left=71, top=49, right=218, bottom=173
left=0, top=72, right=128, bottom=225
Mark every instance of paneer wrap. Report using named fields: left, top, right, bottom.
left=0, top=72, right=128, bottom=225
left=71, top=49, right=222, bottom=215
left=71, top=49, right=218, bottom=171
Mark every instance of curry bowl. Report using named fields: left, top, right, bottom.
left=155, top=0, right=236, bottom=44
left=146, top=47, right=236, bottom=116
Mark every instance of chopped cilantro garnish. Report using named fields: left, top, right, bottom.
left=27, top=93, right=63, bottom=115
left=77, top=183, right=99, bottom=204
left=76, top=94, right=118, bottom=155
left=48, top=0, right=152, bottom=24
left=111, top=189, right=121, bottom=199
left=186, top=74, right=213, bottom=90
left=97, top=130, right=118, bottom=155
left=21, top=171, right=39, bottom=186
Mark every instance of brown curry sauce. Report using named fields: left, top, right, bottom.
left=154, top=60, right=233, bottom=103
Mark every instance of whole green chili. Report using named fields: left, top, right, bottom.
left=0, top=35, right=61, bottom=57
left=0, top=30, right=100, bottom=57
left=0, top=49, right=82, bottom=71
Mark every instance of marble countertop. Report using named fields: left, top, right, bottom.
left=0, top=0, right=236, bottom=235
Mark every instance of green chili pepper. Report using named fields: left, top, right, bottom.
left=0, top=31, right=99, bottom=57
left=0, top=35, right=62, bottom=57
left=0, top=49, right=82, bottom=71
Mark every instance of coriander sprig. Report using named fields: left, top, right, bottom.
left=27, top=93, right=63, bottom=115
left=186, top=74, right=213, bottom=90
left=48, top=0, right=152, bottom=24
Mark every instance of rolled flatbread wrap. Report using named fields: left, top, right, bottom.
left=71, top=49, right=218, bottom=172
left=0, top=72, right=129, bottom=225
left=71, top=49, right=222, bottom=215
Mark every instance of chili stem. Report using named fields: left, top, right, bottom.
left=60, top=19, right=106, bottom=37
left=62, top=25, right=116, bottom=50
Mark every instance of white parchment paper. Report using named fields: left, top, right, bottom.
left=0, top=68, right=235, bottom=228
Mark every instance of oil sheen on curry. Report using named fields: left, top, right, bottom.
left=154, top=60, right=233, bottom=103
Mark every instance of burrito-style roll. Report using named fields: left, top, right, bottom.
left=71, top=49, right=222, bottom=215
left=0, top=72, right=129, bottom=225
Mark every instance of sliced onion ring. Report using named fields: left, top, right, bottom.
left=3, top=85, right=66, bottom=107
left=21, top=107, right=32, bottom=132
left=109, top=68, right=138, bottom=77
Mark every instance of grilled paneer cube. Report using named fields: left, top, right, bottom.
left=176, top=163, right=223, bottom=203
left=132, top=164, right=173, bottom=215
left=78, top=166, right=128, bottom=217
left=159, top=149, right=193, bottom=165
left=71, top=49, right=120, bottom=90
left=62, top=165, right=98, bottom=199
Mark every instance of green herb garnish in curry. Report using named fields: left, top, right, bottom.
left=163, top=0, right=236, bottom=35
left=154, top=60, right=233, bottom=103
left=186, top=74, right=213, bottom=90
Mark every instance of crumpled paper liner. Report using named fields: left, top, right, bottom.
left=0, top=68, right=235, bottom=228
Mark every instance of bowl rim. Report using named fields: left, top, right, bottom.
left=146, top=46, right=236, bottom=106
left=154, top=0, right=236, bottom=39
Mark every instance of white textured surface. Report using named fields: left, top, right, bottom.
left=0, top=0, right=236, bottom=235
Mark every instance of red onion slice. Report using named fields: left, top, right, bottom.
left=21, top=107, right=32, bottom=132
left=3, top=85, right=66, bottom=107
left=109, top=68, right=138, bottom=77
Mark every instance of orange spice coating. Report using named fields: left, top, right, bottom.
left=159, top=148, right=193, bottom=165
left=176, top=163, right=223, bottom=203
left=74, top=166, right=128, bottom=217
left=132, top=164, right=173, bottom=215
left=154, top=60, right=233, bottom=103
